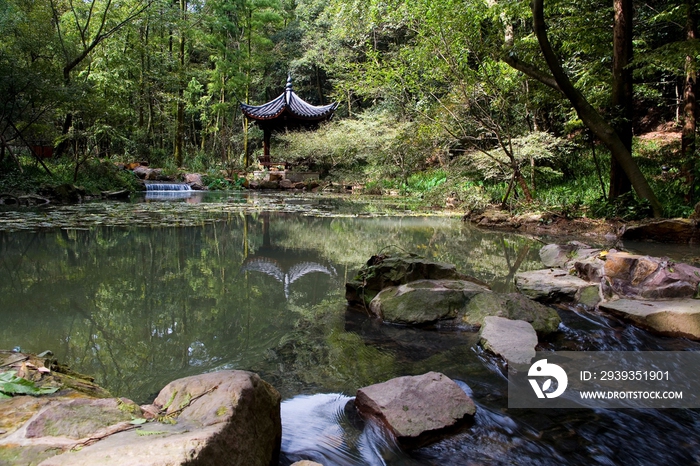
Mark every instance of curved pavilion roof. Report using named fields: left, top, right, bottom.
left=240, top=76, right=338, bottom=127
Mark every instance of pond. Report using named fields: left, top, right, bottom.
left=1, top=192, right=699, bottom=465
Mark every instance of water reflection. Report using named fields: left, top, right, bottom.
left=0, top=211, right=541, bottom=403
left=240, top=213, right=337, bottom=300
left=3, top=202, right=698, bottom=465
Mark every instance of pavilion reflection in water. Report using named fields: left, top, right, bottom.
left=239, top=213, right=337, bottom=301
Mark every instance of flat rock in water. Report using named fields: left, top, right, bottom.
left=354, top=372, right=475, bottom=449
left=515, top=269, right=600, bottom=306
left=368, top=279, right=488, bottom=325
left=479, top=316, right=538, bottom=365
left=35, top=370, right=281, bottom=466
left=458, top=292, right=561, bottom=335
left=599, top=299, right=700, bottom=340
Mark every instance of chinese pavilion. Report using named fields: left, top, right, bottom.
left=240, top=76, right=338, bottom=166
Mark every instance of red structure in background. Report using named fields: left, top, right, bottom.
left=240, top=76, right=337, bottom=167
left=31, top=145, right=53, bottom=159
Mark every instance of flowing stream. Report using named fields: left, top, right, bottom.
left=1, top=192, right=699, bottom=465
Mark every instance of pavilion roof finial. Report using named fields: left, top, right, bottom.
left=286, top=74, right=293, bottom=91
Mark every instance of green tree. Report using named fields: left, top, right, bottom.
left=503, top=0, right=664, bottom=216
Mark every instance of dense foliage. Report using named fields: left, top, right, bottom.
left=1, top=0, right=698, bottom=217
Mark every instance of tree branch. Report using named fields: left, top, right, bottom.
left=502, top=52, right=562, bottom=93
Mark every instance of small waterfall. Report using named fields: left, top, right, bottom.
left=144, top=182, right=192, bottom=191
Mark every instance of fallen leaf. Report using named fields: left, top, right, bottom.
left=17, top=362, right=27, bottom=379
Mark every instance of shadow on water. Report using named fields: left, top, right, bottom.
left=1, top=194, right=700, bottom=465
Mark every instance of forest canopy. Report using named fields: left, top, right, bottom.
left=1, top=0, right=699, bottom=218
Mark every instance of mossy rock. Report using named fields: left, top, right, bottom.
left=459, top=292, right=561, bottom=335
left=346, top=254, right=486, bottom=308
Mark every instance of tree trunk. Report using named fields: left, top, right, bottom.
left=531, top=0, right=663, bottom=217
left=609, top=0, right=633, bottom=199
left=682, top=0, right=698, bottom=203
left=243, top=9, right=252, bottom=168
left=174, top=0, right=186, bottom=167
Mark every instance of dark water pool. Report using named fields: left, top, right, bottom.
left=1, top=194, right=699, bottom=465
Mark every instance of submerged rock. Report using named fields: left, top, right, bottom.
left=347, top=254, right=561, bottom=348
left=364, top=276, right=561, bottom=335
left=459, top=292, right=561, bottom=335
left=599, top=299, right=700, bottom=340
left=478, top=316, right=538, bottom=365
left=354, top=372, right=475, bottom=449
left=368, top=279, right=488, bottom=325
left=345, top=254, right=485, bottom=308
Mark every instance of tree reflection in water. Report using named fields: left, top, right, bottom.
left=0, top=211, right=542, bottom=403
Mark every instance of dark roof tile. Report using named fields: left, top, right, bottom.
left=241, top=79, right=337, bottom=122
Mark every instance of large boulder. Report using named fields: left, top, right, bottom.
left=346, top=254, right=486, bottom=308
left=599, top=299, right=700, bottom=340
left=515, top=269, right=601, bottom=307
left=602, top=251, right=700, bottom=299
left=478, top=316, right=538, bottom=365
left=368, top=279, right=488, bottom=325
left=620, top=219, right=700, bottom=243
left=539, top=242, right=600, bottom=268
left=0, top=370, right=281, bottom=466
left=132, top=166, right=154, bottom=179
left=184, top=173, right=203, bottom=185
left=354, top=372, right=475, bottom=449
left=184, top=173, right=206, bottom=190
left=279, top=179, right=294, bottom=189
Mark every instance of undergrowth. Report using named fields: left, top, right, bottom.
left=0, top=155, right=141, bottom=195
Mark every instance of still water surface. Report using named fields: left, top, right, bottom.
left=1, top=192, right=699, bottom=465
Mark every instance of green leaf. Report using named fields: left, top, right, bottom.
left=0, top=371, right=59, bottom=397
